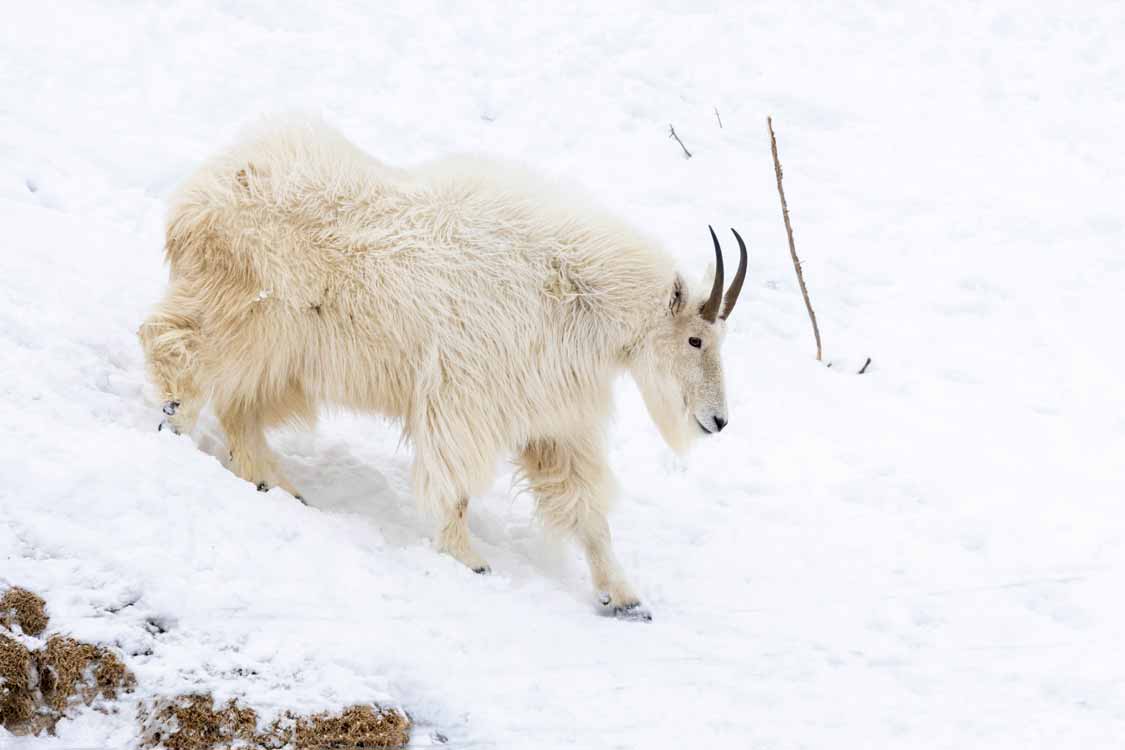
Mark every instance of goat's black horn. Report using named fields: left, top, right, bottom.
left=700, top=226, right=725, bottom=322
left=720, top=228, right=748, bottom=320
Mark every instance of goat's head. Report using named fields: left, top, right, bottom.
left=633, top=227, right=747, bottom=454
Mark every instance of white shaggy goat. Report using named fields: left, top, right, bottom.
left=139, top=118, right=747, bottom=620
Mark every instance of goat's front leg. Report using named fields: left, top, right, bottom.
left=519, top=436, right=650, bottom=621
left=412, top=431, right=492, bottom=574
left=579, top=513, right=649, bottom=621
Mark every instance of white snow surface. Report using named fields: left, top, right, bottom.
left=3, top=3, right=1124, bottom=748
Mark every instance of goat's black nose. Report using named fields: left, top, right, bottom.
left=713, top=416, right=727, bottom=432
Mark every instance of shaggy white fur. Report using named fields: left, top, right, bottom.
left=139, top=117, right=737, bottom=617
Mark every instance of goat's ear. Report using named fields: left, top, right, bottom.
left=669, top=274, right=686, bottom=316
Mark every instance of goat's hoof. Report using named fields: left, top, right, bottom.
left=612, top=602, right=653, bottom=622
left=256, top=482, right=269, bottom=492
left=158, top=402, right=181, bottom=433
left=472, top=565, right=492, bottom=575
left=599, top=593, right=652, bottom=622
left=294, top=494, right=308, bottom=506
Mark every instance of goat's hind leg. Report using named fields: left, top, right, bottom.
left=138, top=292, right=203, bottom=435
left=158, top=399, right=184, bottom=434
left=439, top=496, right=491, bottom=574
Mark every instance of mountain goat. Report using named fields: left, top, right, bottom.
left=139, top=119, right=747, bottom=620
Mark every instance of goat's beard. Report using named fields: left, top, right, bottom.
left=632, top=367, right=697, bottom=456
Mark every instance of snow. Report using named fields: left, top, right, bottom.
left=2, top=2, right=1124, bottom=748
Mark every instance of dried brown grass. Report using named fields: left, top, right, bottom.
left=38, top=635, right=135, bottom=711
left=140, top=694, right=411, bottom=749
left=0, top=632, right=37, bottom=730
left=293, top=704, right=411, bottom=748
left=1, top=588, right=412, bottom=747
left=0, top=588, right=135, bottom=736
left=140, top=694, right=259, bottom=750
left=0, top=587, right=49, bottom=636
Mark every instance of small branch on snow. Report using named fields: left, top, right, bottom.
left=668, top=124, right=692, bottom=159
left=768, top=115, right=823, bottom=362
left=714, top=107, right=723, bottom=129
left=858, top=357, right=872, bottom=375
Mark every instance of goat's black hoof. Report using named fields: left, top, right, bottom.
left=599, top=594, right=652, bottom=622
left=612, top=602, right=653, bottom=622
left=472, top=565, right=492, bottom=575
left=256, top=482, right=269, bottom=492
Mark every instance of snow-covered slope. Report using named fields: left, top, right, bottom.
left=3, top=3, right=1124, bottom=748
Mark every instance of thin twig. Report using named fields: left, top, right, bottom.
left=858, top=357, right=872, bottom=374
left=768, top=115, right=822, bottom=361
left=714, top=107, right=723, bottom=129
left=668, top=124, right=692, bottom=159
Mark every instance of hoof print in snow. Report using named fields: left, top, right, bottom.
left=144, top=616, right=171, bottom=636
left=612, top=603, right=653, bottom=623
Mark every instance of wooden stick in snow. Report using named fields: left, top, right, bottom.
left=768, top=115, right=822, bottom=361
left=668, top=124, right=692, bottom=159
left=714, top=107, right=723, bottom=129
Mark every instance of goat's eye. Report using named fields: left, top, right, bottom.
left=688, top=337, right=702, bottom=349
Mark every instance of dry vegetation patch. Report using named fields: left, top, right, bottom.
left=1, top=587, right=413, bottom=747
left=0, top=587, right=49, bottom=636
left=292, top=704, right=411, bottom=748
left=140, top=694, right=260, bottom=750
left=38, top=635, right=135, bottom=711
left=0, top=632, right=37, bottom=730
left=140, top=693, right=411, bottom=749
left=0, top=586, right=135, bottom=736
